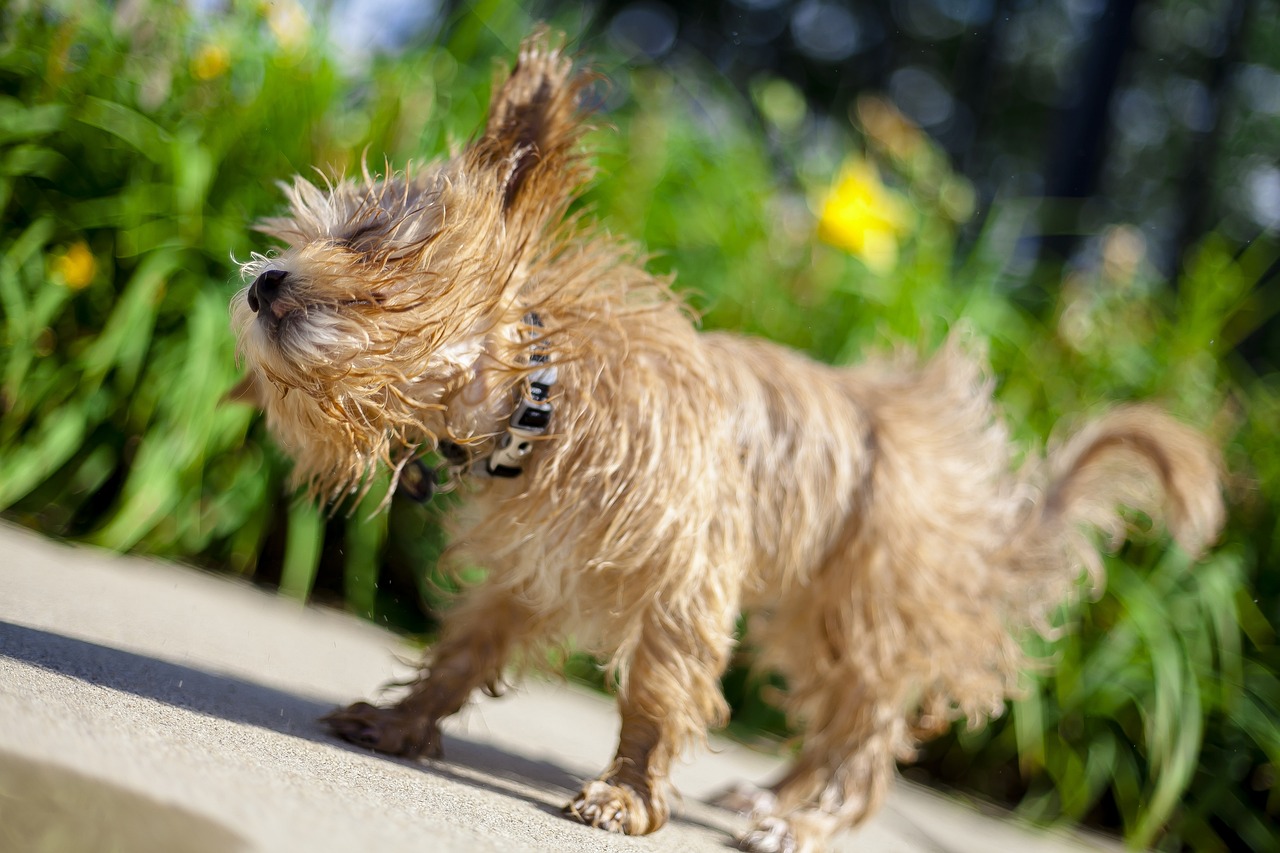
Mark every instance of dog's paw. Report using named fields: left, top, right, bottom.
left=740, top=814, right=835, bottom=853
left=563, top=780, right=654, bottom=835
left=712, top=781, right=778, bottom=819
left=322, top=701, right=443, bottom=759
left=738, top=816, right=798, bottom=853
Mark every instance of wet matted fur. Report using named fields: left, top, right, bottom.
left=230, top=29, right=1226, bottom=853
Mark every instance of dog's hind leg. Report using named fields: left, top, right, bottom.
left=737, top=720, right=902, bottom=853
left=727, top=569, right=917, bottom=853
left=565, top=607, right=735, bottom=836
left=324, top=583, right=544, bottom=759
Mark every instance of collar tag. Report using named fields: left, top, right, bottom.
left=398, top=457, right=438, bottom=502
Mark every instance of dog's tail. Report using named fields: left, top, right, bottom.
left=1009, top=406, right=1225, bottom=622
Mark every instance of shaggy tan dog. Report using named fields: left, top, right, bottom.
left=231, top=30, right=1225, bottom=852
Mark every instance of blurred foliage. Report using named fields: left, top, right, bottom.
left=593, top=0, right=1280, bottom=281
left=1, top=1, right=1278, bottom=850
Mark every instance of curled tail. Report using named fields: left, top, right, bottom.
left=1012, top=406, right=1225, bottom=622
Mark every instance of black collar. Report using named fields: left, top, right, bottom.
left=397, top=313, right=555, bottom=502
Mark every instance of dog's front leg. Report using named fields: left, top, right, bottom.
left=565, top=612, right=732, bottom=836
left=324, top=588, right=537, bottom=759
left=565, top=703, right=670, bottom=835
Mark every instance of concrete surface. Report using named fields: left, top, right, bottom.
left=0, top=522, right=1117, bottom=852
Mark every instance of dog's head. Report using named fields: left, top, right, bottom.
left=232, top=30, right=591, bottom=499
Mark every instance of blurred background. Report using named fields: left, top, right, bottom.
left=1, top=0, right=1277, bottom=848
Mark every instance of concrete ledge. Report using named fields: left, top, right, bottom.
left=0, top=523, right=1116, bottom=852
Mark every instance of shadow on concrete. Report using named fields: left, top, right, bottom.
left=0, top=620, right=730, bottom=837
left=0, top=622, right=581, bottom=791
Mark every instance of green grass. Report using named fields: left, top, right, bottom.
left=1, top=2, right=1277, bottom=848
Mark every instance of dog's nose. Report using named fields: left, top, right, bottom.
left=247, top=269, right=289, bottom=315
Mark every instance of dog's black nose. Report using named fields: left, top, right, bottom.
left=247, top=269, right=289, bottom=315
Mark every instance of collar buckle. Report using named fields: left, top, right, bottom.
left=480, top=332, right=556, bottom=478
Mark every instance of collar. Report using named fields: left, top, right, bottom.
left=397, top=312, right=555, bottom=502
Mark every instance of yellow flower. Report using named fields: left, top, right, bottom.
left=855, top=96, right=924, bottom=163
left=817, top=158, right=913, bottom=274
left=53, top=241, right=96, bottom=289
left=1101, top=224, right=1146, bottom=283
left=192, top=43, right=230, bottom=81
left=267, top=0, right=310, bottom=51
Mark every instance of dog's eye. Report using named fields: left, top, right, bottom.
left=338, top=224, right=384, bottom=253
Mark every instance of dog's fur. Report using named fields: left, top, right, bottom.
left=231, top=31, right=1225, bottom=852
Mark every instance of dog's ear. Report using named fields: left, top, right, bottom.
left=468, top=27, right=593, bottom=221
left=223, top=372, right=265, bottom=407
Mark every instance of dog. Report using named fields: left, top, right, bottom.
left=230, top=29, right=1225, bottom=852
